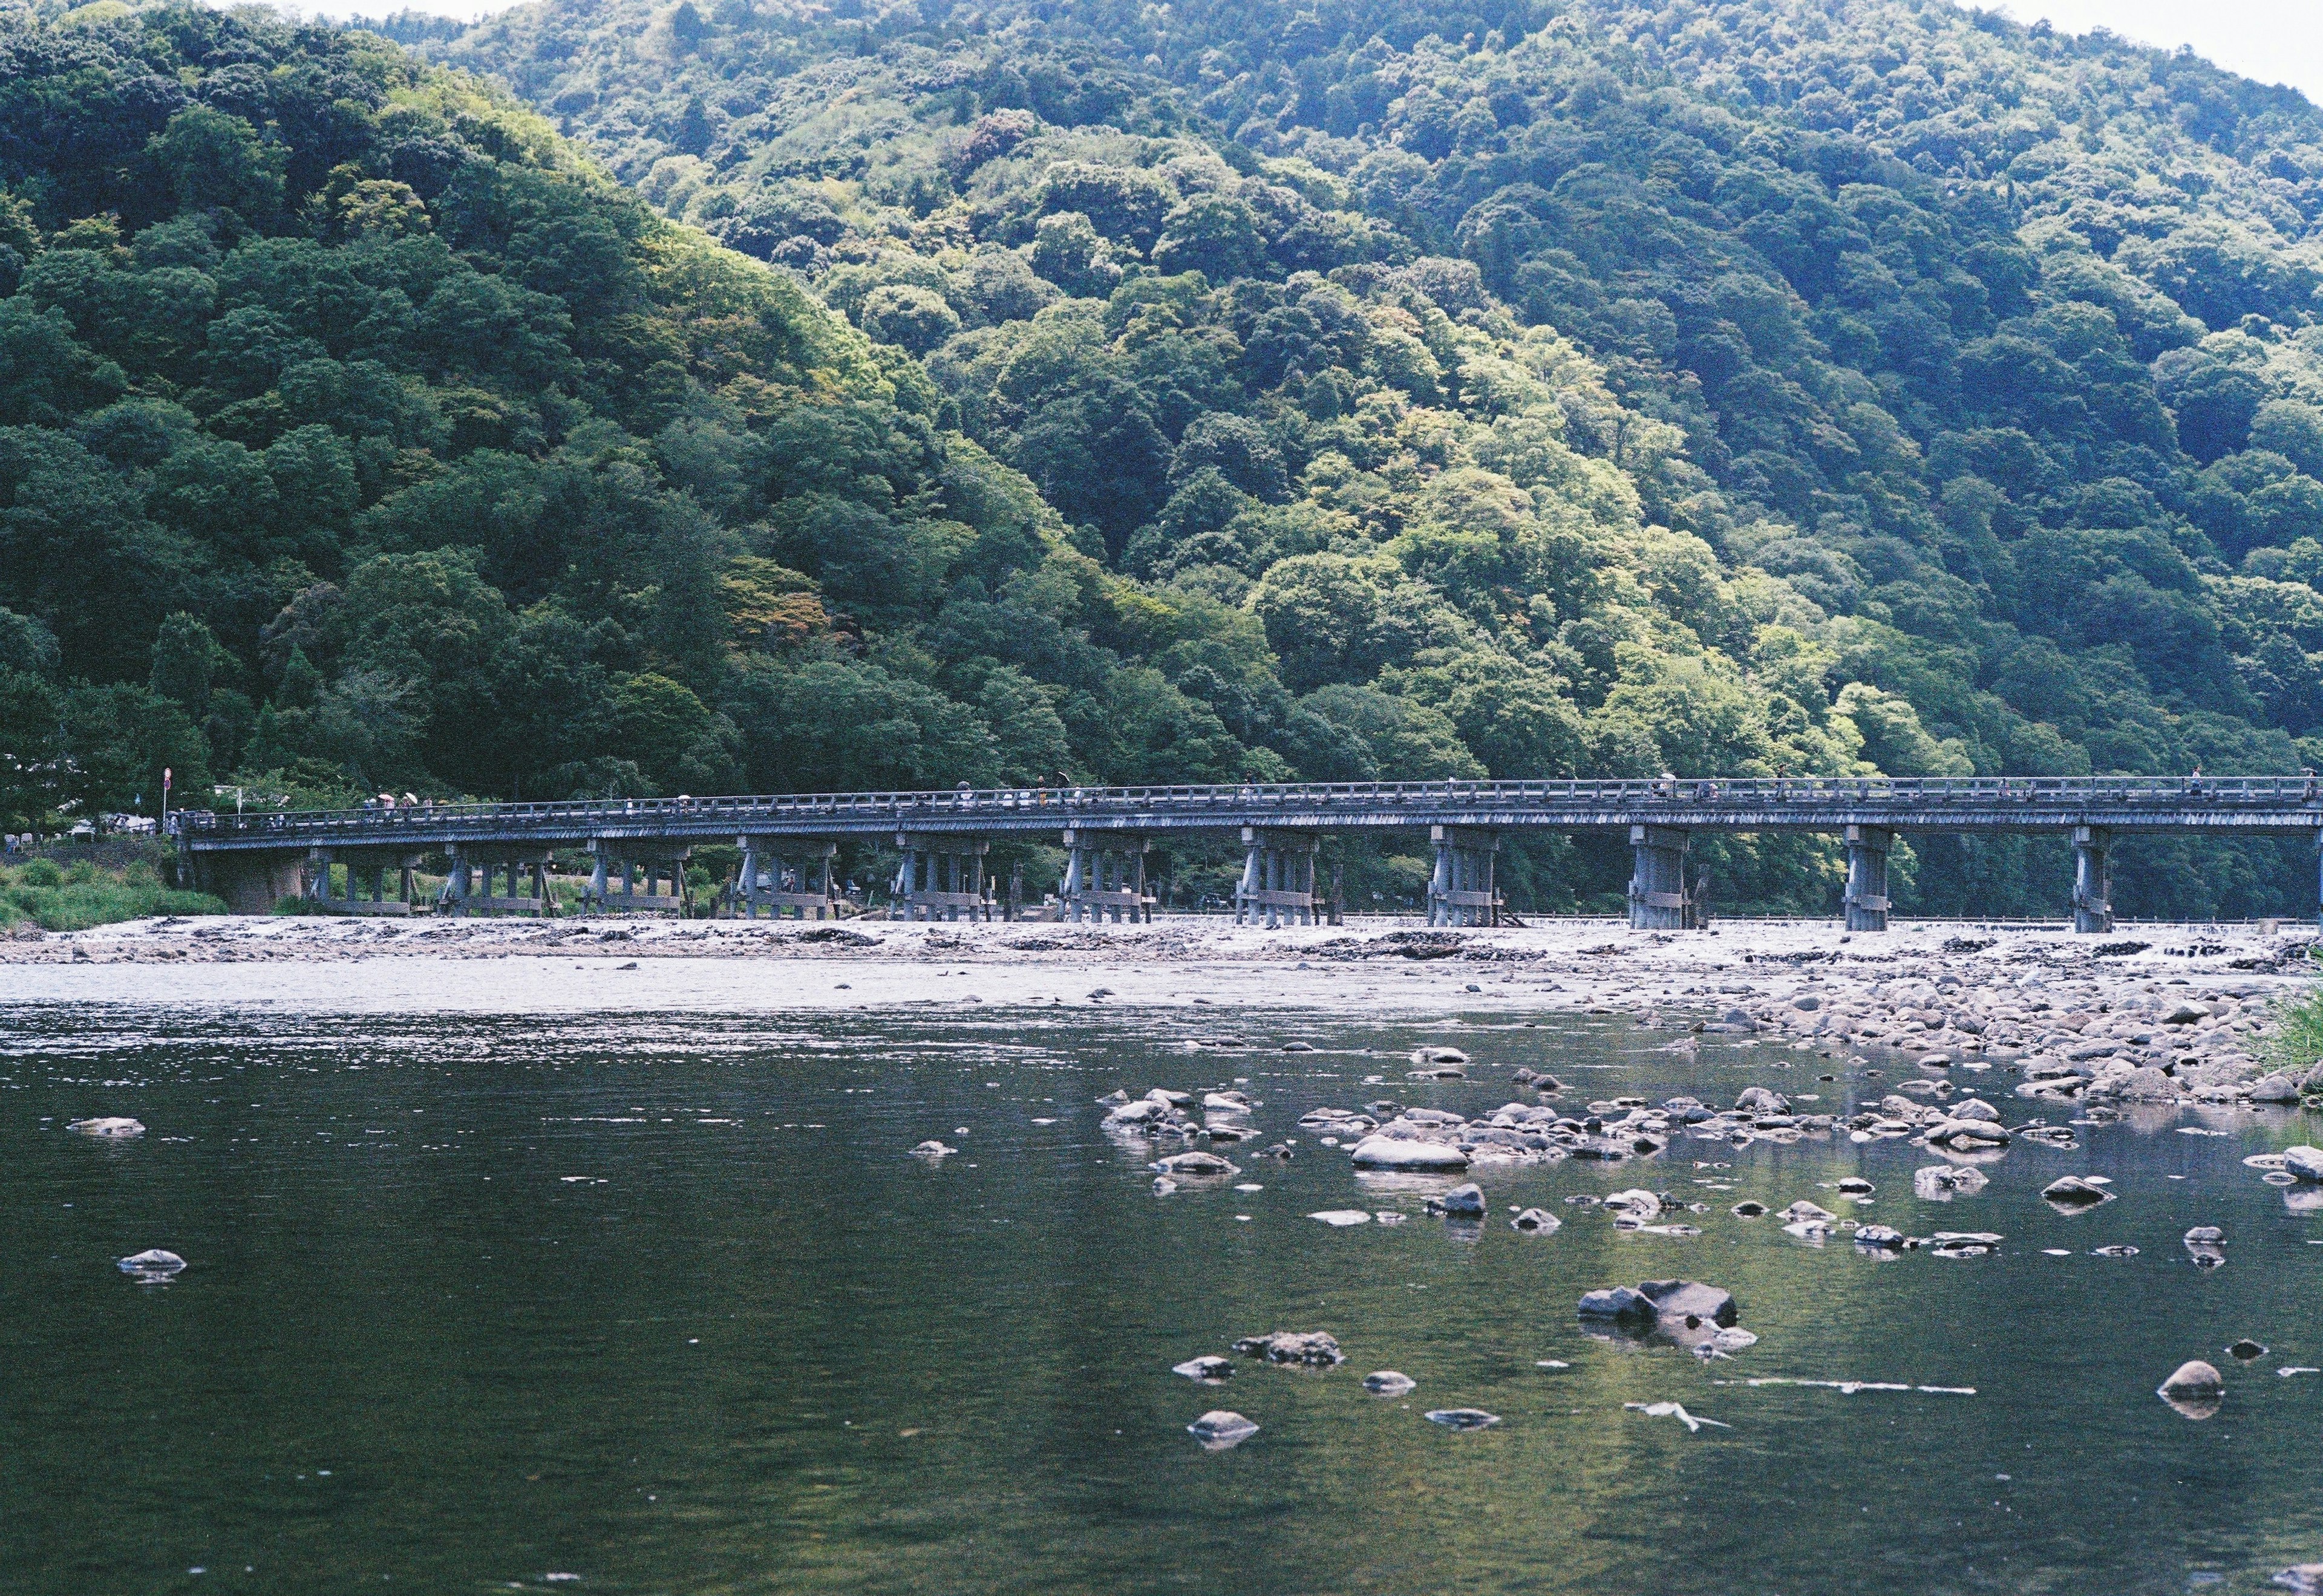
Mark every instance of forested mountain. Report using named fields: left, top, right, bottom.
left=2, top=0, right=2319, bottom=915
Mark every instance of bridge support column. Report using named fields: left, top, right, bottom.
left=1428, top=826, right=1500, bottom=927
left=736, top=837, right=841, bottom=919
left=1063, top=829, right=1153, bottom=923
left=584, top=840, right=688, bottom=915
left=1629, top=825, right=1691, bottom=931
left=1843, top=825, right=1893, bottom=933
left=1235, top=827, right=1321, bottom=928
left=2073, top=825, right=2112, bottom=934
left=895, top=835, right=992, bottom=921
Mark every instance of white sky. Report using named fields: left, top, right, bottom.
left=288, top=0, right=2323, bottom=107
left=1988, top=0, right=2323, bottom=104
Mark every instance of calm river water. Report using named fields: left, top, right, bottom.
left=4, top=974, right=2322, bottom=1595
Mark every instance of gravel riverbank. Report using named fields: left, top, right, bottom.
left=3, top=916, right=2315, bottom=1105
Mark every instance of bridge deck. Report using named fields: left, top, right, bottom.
left=173, top=775, right=2323, bottom=852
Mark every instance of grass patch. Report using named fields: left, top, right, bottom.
left=2267, top=979, right=2323, bottom=1076
left=0, top=858, right=227, bottom=933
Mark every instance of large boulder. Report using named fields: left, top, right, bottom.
left=1348, top=1135, right=1469, bottom=1170
left=2283, top=1145, right=2323, bottom=1183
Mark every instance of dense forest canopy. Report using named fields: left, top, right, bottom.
left=5, top=0, right=2323, bottom=913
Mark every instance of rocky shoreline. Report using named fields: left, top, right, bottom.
left=7, top=914, right=2313, bottom=1101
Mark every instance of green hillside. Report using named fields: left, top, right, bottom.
left=2, top=0, right=2319, bottom=914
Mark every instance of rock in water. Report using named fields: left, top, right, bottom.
left=1308, top=1210, right=1373, bottom=1227
left=2273, top=1565, right=2323, bottom=1593
left=2284, top=1145, right=2323, bottom=1183
left=1511, top=1208, right=1561, bottom=1234
left=2041, top=1176, right=2114, bottom=1208
left=1730, top=1200, right=1768, bottom=1219
left=1410, top=1046, right=1471, bottom=1066
left=1364, top=1370, right=1417, bottom=1396
left=117, top=1249, right=185, bottom=1278
left=909, top=1140, right=957, bottom=1158
left=68, top=1116, right=145, bottom=1138
left=1912, top=1164, right=1991, bottom=1200
left=1431, top=1183, right=1486, bottom=1217
left=1636, top=1279, right=1737, bottom=1327
left=1232, top=1331, right=1345, bottom=1367
left=2229, top=1340, right=2269, bottom=1362
left=1347, top=1135, right=1470, bottom=1171
left=1186, top=1410, right=1258, bottom=1449
left=1577, top=1286, right=1659, bottom=1325
left=1173, top=1356, right=1233, bottom=1381
left=1424, top=1408, right=1500, bottom=1430
left=2158, top=1359, right=2225, bottom=1419
left=1149, top=1151, right=1239, bottom=1177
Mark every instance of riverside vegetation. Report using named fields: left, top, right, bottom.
left=5, top=0, right=2323, bottom=914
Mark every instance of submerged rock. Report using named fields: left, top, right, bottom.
left=1913, top=1165, right=1990, bottom=1200
left=1149, top=1151, right=1238, bottom=1177
left=1363, top=1370, right=1416, bottom=1396
left=1424, top=1408, right=1500, bottom=1430
left=2040, top=1176, right=2114, bottom=1208
left=117, top=1248, right=185, bottom=1278
left=1233, top=1331, right=1345, bottom=1367
left=1173, top=1356, right=1233, bottom=1381
left=1186, top=1410, right=1258, bottom=1448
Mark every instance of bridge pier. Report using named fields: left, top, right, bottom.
left=1236, top=827, right=1321, bottom=928
left=1628, top=824, right=1693, bottom=930
left=1427, top=826, right=1500, bottom=927
left=736, top=836, right=842, bottom=919
left=1843, top=825, right=1892, bottom=932
left=302, top=848, right=422, bottom=915
left=1063, top=829, right=1153, bottom=923
left=444, top=845, right=558, bottom=916
left=894, top=833, right=993, bottom=921
left=2073, top=825, right=2112, bottom=934
left=186, top=848, right=307, bottom=914
left=585, top=841, right=689, bottom=914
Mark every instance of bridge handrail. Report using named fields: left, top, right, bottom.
left=168, top=772, right=2323, bottom=841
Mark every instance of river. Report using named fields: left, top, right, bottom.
left=3, top=965, right=2319, bottom=1594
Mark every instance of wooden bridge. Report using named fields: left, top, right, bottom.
left=169, top=774, right=2323, bottom=931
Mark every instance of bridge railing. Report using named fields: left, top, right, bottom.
left=169, top=773, right=2323, bottom=842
